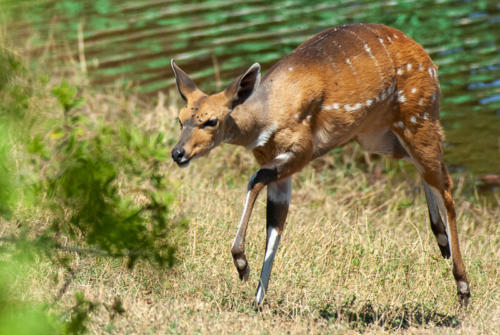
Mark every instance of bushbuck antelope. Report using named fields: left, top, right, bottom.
left=170, top=23, right=470, bottom=307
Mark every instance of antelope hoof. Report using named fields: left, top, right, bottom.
left=458, top=291, right=470, bottom=308
left=234, top=257, right=250, bottom=281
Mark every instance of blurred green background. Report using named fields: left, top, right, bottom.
left=1, top=0, right=499, bottom=175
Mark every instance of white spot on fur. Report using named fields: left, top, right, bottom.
left=344, top=104, right=352, bottom=111
left=366, top=99, right=373, bottom=107
left=247, top=123, right=277, bottom=150
left=407, top=63, right=412, bottom=71
left=397, top=68, right=404, bottom=76
left=437, top=234, right=448, bottom=246
left=364, top=44, right=371, bottom=53
left=419, top=64, right=424, bottom=71
left=346, top=58, right=352, bottom=65
left=393, top=34, right=398, bottom=39
left=353, top=103, right=362, bottom=110
left=428, top=67, right=433, bottom=77
left=410, top=116, right=417, bottom=123
left=386, top=36, right=392, bottom=42
left=381, top=92, right=387, bottom=100
left=288, top=67, right=293, bottom=71
left=378, top=38, right=384, bottom=44
left=394, top=121, right=404, bottom=129
left=418, top=98, right=424, bottom=106
left=295, top=113, right=300, bottom=119
left=411, top=88, right=417, bottom=94
left=423, top=113, right=429, bottom=120
left=333, top=103, right=340, bottom=109
left=397, top=90, right=406, bottom=103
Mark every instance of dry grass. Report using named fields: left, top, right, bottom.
left=17, top=88, right=499, bottom=335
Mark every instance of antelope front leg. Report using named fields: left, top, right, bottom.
left=231, top=152, right=305, bottom=282
left=231, top=168, right=278, bottom=281
left=255, top=177, right=291, bottom=306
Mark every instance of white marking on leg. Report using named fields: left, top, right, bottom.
left=264, top=227, right=280, bottom=262
left=232, top=191, right=252, bottom=250
left=268, top=178, right=292, bottom=204
left=256, top=226, right=281, bottom=306
left=236, top=258, right=246, bottom=270
left=458, top=281, right=468, bottom=293
left=437, top=233, right=448, bottom=246
left=247, top=123, right=277, bottom=150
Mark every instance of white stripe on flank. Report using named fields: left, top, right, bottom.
left=344, top=27, right=383, bottom=81
left=363, top=25, right=395, bottom=72
left=331, top=39, right=360, bottom=88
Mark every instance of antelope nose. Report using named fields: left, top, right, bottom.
left=171, top=147, right=185, bottom=162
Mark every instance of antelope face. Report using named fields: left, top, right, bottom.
left=170, top=60, right=260, bottom=167
left=171, top=91, right=230, bottom=167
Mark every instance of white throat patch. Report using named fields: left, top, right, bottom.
left=246, top=122, right=277, bottom=150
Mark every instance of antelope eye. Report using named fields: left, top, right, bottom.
left=201, top=118, right=218, bottom=128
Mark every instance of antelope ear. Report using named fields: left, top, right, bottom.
left=225, top=63, right=261, bottom=109
left=171, top=59, right=198, bottom=101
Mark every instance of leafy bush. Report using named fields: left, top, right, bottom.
left=0, top=48, right=186, bottom=333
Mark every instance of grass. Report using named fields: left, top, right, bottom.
left=1, top=41, right=499, bottom=333
left=13, top=86, right=498, bottom=334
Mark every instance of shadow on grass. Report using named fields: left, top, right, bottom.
left=315, top=295, right=460, bottom=331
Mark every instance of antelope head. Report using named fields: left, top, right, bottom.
left=170, top=60, right=261, bottom=167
